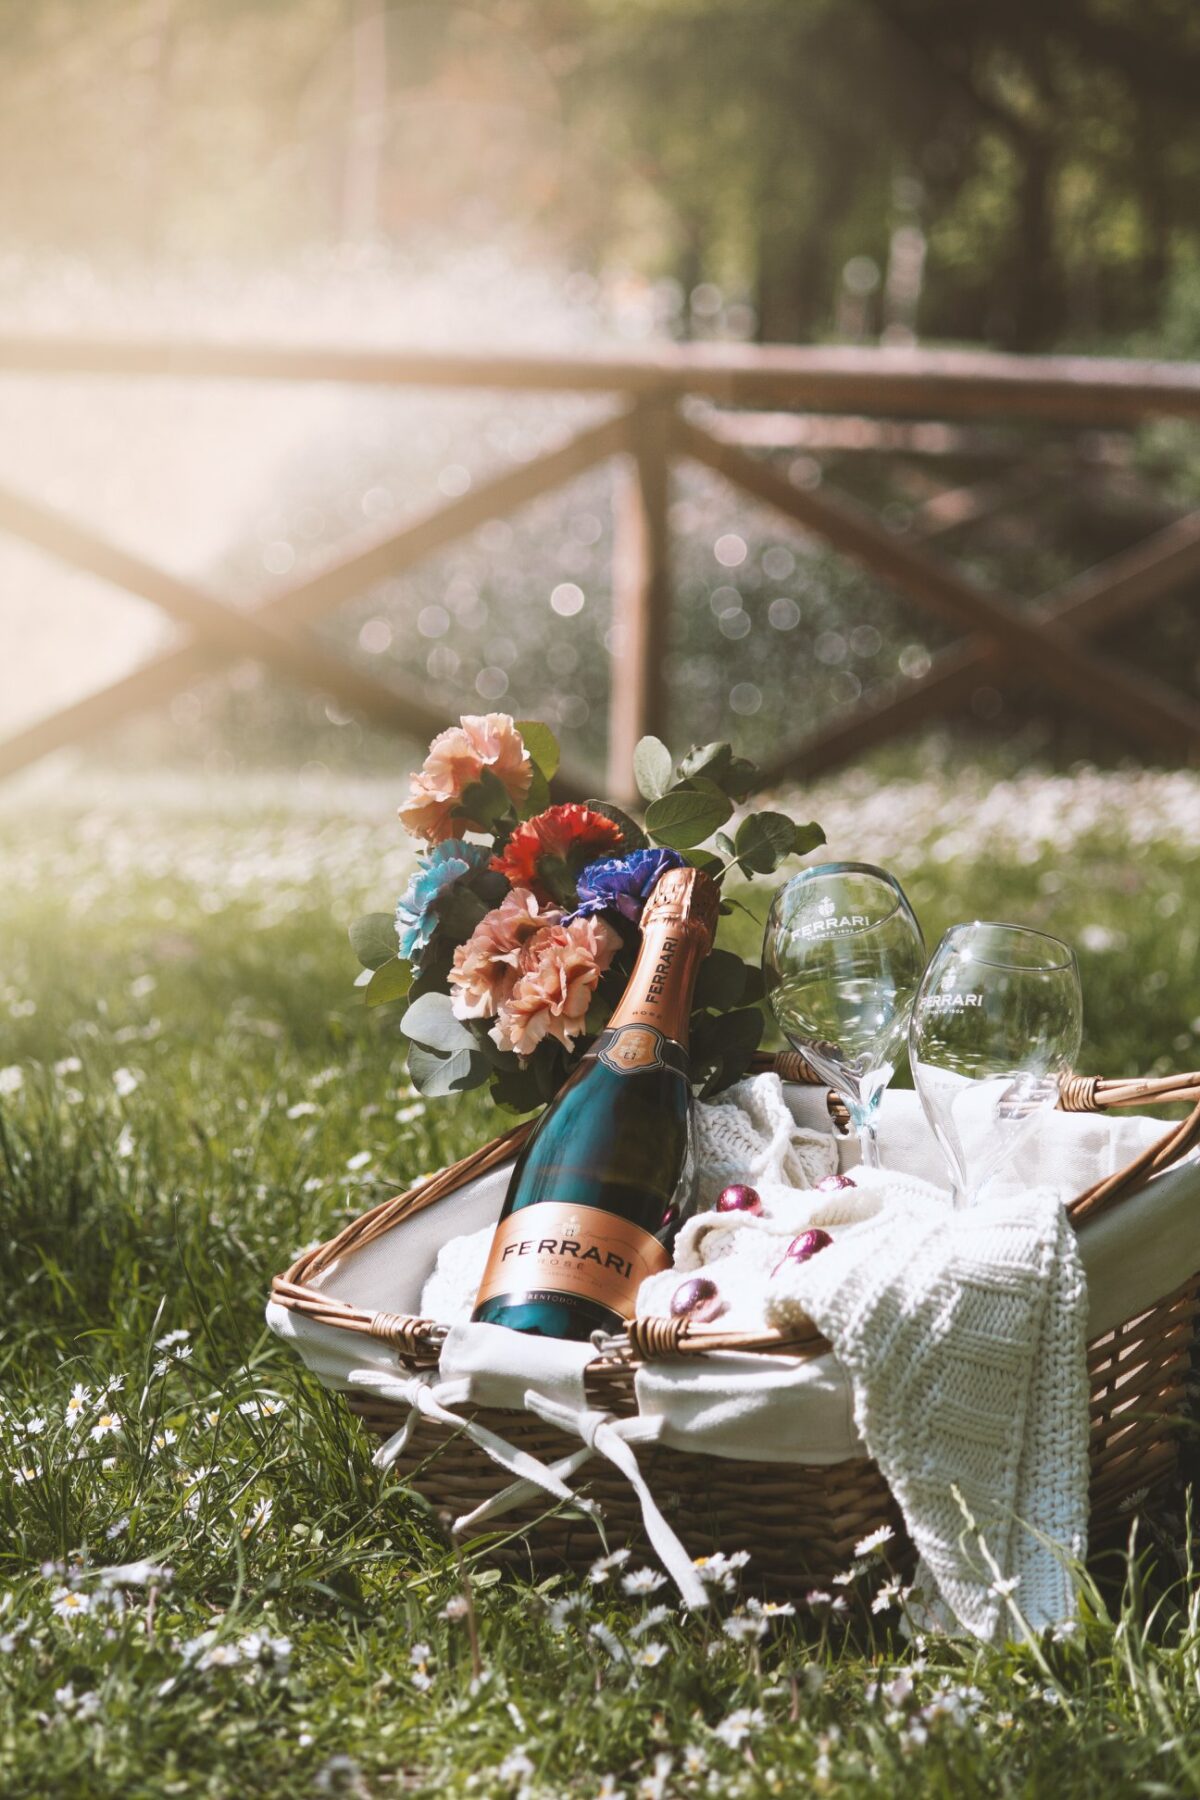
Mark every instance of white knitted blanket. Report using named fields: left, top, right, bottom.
left=780, top=1182, right=1089, bottom=1640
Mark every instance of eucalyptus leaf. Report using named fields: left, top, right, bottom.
left=694, top=1005, right=765, bottom=1096
left=454, top=766, right=511, bottom=830
left=407, top=948, right=453, bottom=1001
left=585, top=799, right=647, bottom=851
left=739, top=962, right=767, bottom=1004
left=734, top=811, right=799, bottom=874
left=518, top=767, right=551, bottom=821
left=644, top=785, right=732, bottom=849
left=400, top=990, right=477, bottom=1055
left=677, top=742, right=758, bottom=800
left=632, top=735, right=673, bottom=803
left=676, top=741, right=732, bottom=785
left=515, top=719, right=560, bottom=781
left=693, top=947, right=750, bottom=1012
left=490, top=1062, right=552, bottom=1113
left=793, top=820, right=827, bottom=856
left=434, top=883, right=489, bottom=940
left=408, top=1042, right=488, bottom=1097
left=682, top=849, right=725, bottom=877
left=349, top=912, right=399, bottom=971
left=363, top=957, right=413, bottom=1008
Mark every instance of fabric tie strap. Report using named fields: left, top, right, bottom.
left=349, top=1365, right=708, bottom=1610
left=350, top=1367, right=595, bottom=1518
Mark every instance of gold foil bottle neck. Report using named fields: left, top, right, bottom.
left=640, top=864, right=719, bottom=946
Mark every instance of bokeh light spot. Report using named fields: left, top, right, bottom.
left=358, top=618, right=393, bottom=655
left=418, top=605, right=450, bottom=638
left=729, top=682, right=762, bottom=715
left=550, top=582, right=585, bottom=617
left=714, top=533, right=747, bottom=568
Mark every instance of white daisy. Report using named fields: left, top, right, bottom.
left=155, top=1330, right=191, bottom=1351
left=722, top=1613, right=768, bottom=1641
left=50, top=1587, right=91, bottom=1623
left=587, top=1548, right=631, bottom=1584
left=242, top=1497, right=274, bottom=1534
left=286, top=1102, right=319, bottom=1120
left=0, top=1066, right=24, bottom=1096
left=854, top=1526, right=894, bottom=1557
left=151, top=1430, right=178, bottom=1454
left=712, top=1706, right=765, bottom=1750
left=112, top=1067, right=140, bottom=1098
left=239, top=1398, right=285, bottom=1419
left=632, top=1640, right=668, bottom=1667
left=64, top=1384, right=89, bottom=1428
left=621, top=1566, right=667, bottom=1596
left=90, top=1411, right=122, bottom=1441
left=628, top=1605, right=671, bottom=1639
left=345, top=1151, right=372, bottom=1172
left=499, top=1748, right=534, bottom=1782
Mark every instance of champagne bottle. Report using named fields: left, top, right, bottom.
left=471, top=864, right=720, bottom=1340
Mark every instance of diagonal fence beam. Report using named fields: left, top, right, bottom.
left=0, top=409, right=632, bottom=785
left=254, top=406, right=633, bottom=631
left=762, top=511, right=1200, bottom=782
left=757, top=512, right=1200, bottom=785
left=0, top=483, right=454, bottom=745
left=676, top=417, right=1200, bottom=760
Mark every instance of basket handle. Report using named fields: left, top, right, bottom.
left=761, top=1051, right=1200, bottom=1222
left=1069, top=1091, right=1200, bottom=1225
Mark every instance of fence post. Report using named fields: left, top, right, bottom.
left=607, top=396, right=674, bottom=804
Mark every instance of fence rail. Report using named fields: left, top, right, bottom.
left=2, top=338, right=1198, bottom=798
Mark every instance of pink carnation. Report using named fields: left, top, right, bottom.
left=398, top=714, right=532, bottom=844
left=448, top=888, right=561, bottom=1020
left=490, top=916, right=621, bottom=1058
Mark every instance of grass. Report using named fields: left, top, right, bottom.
left=1, top=765, right=1199, bottom=1798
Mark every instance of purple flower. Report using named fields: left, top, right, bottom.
left=564, top=847, right=688, bottom=924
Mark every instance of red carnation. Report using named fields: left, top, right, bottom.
left=491, top=804, right=623, bottom=904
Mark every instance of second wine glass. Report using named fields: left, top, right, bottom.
left=763, top=862, right=926, bottom=1166
left=909, top=922, right=1083, bottom=1207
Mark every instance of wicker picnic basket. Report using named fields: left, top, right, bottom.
left=271, top=1054, right=1200, bottom=1591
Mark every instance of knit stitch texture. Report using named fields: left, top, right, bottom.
left=780, top=1184, right=1089, bottom=1642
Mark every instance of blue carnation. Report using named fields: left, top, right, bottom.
left=395, top=838, right=489, bottom=964
left=564, top=847, right=688, bottom=924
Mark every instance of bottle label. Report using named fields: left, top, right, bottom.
left=473, top=1200, right=671, bottom=1318
left=591, top=1024, right=688, bottom=1078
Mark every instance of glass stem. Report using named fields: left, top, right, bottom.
left=857, top=1117, right=881, bottom=1168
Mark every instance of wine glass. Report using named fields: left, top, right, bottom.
left=909, top=922, right=1082, bottom=1207
left=763, top=862, right=926, bottom=1167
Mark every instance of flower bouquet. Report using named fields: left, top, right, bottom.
left=350, top=715, right=824, bottom=1112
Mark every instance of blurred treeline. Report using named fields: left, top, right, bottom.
left=3, top=0, right=1200, bottom=352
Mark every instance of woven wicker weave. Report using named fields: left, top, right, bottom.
left=271, top=1054, right=1200, bottom=1587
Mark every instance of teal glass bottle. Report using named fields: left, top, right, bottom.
left=471, top=866, right=719, bottom=1339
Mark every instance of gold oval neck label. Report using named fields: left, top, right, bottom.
left=597, top=1024, right=665, bottom=1074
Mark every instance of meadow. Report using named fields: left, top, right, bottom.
left=2, top=760, right=1199, bottom=1799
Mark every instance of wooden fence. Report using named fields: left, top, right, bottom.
left=1, top=338, right=1199, bottom=802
